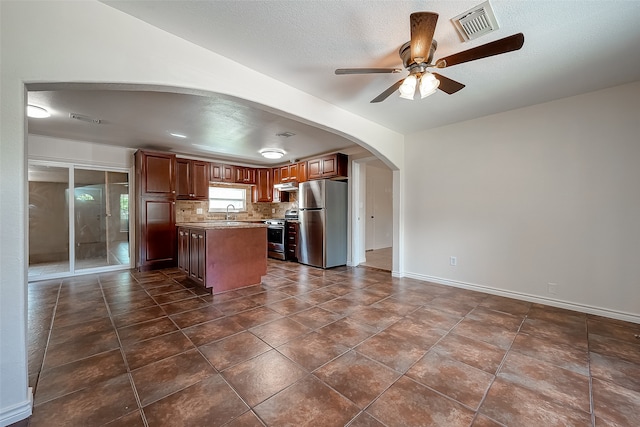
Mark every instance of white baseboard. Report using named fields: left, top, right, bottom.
left=0, top=388, right=32, bottom=427
left=404, top=272, right=640, bottom=324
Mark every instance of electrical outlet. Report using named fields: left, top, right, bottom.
left=547, top=283, right=558, bottom=295
left=272, top=208, right=275, bottom=213
left=450, top=256, right=457, bottom=266
left=196, top=208, right=203, bottom=214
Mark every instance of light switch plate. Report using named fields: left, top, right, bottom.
left=196, top=208, right=203, bottom=214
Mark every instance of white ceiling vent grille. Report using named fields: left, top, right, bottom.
left=451, top=1, right=500, bottom=42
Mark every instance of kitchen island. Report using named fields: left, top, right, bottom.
left=177, top=222, right=267, bottom=294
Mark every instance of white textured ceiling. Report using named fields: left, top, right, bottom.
left=28, top=1, right=640, bottom=163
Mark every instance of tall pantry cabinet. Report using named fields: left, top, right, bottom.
left=135, top=150, right=177, bottom=271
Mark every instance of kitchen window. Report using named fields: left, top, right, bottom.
left=208, top=186, right=247, bottom=212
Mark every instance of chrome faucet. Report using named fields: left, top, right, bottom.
left=226, top=204, right=235, bottom=220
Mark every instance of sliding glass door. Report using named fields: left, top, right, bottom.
left=28, top=164, right=71, bottom=276
left=28, top=161, right=131, bottom=279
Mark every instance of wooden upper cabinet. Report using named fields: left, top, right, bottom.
left=280, top=165, right=291, bottom=182
left=289, top=163, right=299, bottom=181
left=307, top=153, right=347, bottom=180
left=177, top=159, right=209, bottom=200
left=279, top=162, right=306, bottom=183
left=176, top=159, right=190, bottom=199
left=307, top=158, right=322, bottom=180
left=136, top=150, right=176, bottom=197
left=210, top=163, right=234, bottom=183
left=235, top=167, right=256, bottom=184
left=272, top=167, right=281, bottom=185
left=191, top=161, right=209, bottom=199
left=254, top=168, right=272, bottom=203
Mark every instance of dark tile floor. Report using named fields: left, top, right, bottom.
left=21, top=259, right=640, bottom=426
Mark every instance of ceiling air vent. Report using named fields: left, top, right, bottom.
left=69, top=113, right=101, bottom=124
left=451, top=1, right=499, bottom=42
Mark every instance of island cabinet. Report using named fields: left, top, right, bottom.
left=178, top=227, right=206, bottom=286
left=307, top=153, right=348, bottom=180
left=135, top=150, right=177, bottom=271
left=177, top=224, right=268, bottom=294
left=210, top=163, right=235, bottom=183
left=176, top=158, right=210, bottom=200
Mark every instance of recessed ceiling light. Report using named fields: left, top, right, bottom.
left=27, top=105, right=50, bottom=118
left=260, top=148, right=285, bottom=159
left=169, top=132, right=187, bottom=138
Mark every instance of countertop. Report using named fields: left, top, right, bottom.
left=177, top=221, right=267, bottom=229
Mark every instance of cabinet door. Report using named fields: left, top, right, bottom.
left=187, top=229, right=206, bottom=285
left=177, top=227, right=190, bottom=273
left=195, top=230, right=206, bottom=284
left=210, top=163, right=223, bottom=182
left=297, top=161, right=307, bottom=183
left=245, top=168, right=256, bottom=184
left=192, top=161, right=210, bottom=199
left=137, top=151, right=175, bottom=196
left=321, top=156, right=337, bottom=177
left=222, top=165, right=234, bottom=182
left=307, top=158, right=322, bottom=180
left=323, top=153, right=348, bottom=178
left=176, top=159, right=191, bottom=199
left=280, top=165, right=291, bottom=182
left=272, top=167, right=281, bottom=185
left=289, top=163, right=298, bottom=181
left=139, top=198, right=176, bottom=268
left=255, top=168, right=272, bottom=202
left=234, top=167, right=245, bottom=183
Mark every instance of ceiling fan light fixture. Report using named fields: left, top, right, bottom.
left=260, top=148, right=285, bottom=159
left=419, top=72, right=440, bottom=98
left=27, top=104, right=50, bottom=118
left=398, top=75, right=417, bottom=100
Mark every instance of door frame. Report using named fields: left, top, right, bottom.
left=27, top=159, right=134, bottom=280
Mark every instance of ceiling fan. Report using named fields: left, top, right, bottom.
left=335, top=12, right=524, bottom=103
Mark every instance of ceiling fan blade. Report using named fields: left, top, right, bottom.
left=371, top=79, right=405, bottom=103
left=410, top=12, right=438, bottom=63
left=435, top=33, right=525, bottom=68
left=432, top=73, right=465, bottom=95
left=335, top=68, right=402, bottom=75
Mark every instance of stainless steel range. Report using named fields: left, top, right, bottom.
left=265, top=209, right=298, bottom=260
left=265, top=219, right=286, bottom=260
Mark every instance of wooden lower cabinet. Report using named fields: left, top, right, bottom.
left=177, top=225, right=267, bottom=293
left=285, top=221, right=299, bottom=261
left=189, top=229, right=206, bottom=285
left=178, top=227, right=205, bottom=286
left=137, top=198, right=176, bottom=270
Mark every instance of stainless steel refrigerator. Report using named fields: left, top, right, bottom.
left=298, top=179, right=347, bottom=268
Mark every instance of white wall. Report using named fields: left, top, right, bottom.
left=404, top=81, right=640, bottom=322
left=0, top=1, right=403, bottom=424
left=28, top=135, right=135, bottom=168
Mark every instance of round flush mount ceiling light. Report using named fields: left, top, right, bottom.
left=27, top=105, right=50, bottom=118
left=260, top=148, right=285, bottom=159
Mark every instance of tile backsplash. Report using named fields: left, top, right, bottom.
left=176, top=191, right=297, bottom=223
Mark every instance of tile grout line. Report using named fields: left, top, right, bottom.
left=466, top=306, right=531, bottom=426
left=586, top=316, right=596, bottom=427
left=31, top=279, right=64, bottom=409
left=99, top=272, right=150, bottom=427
